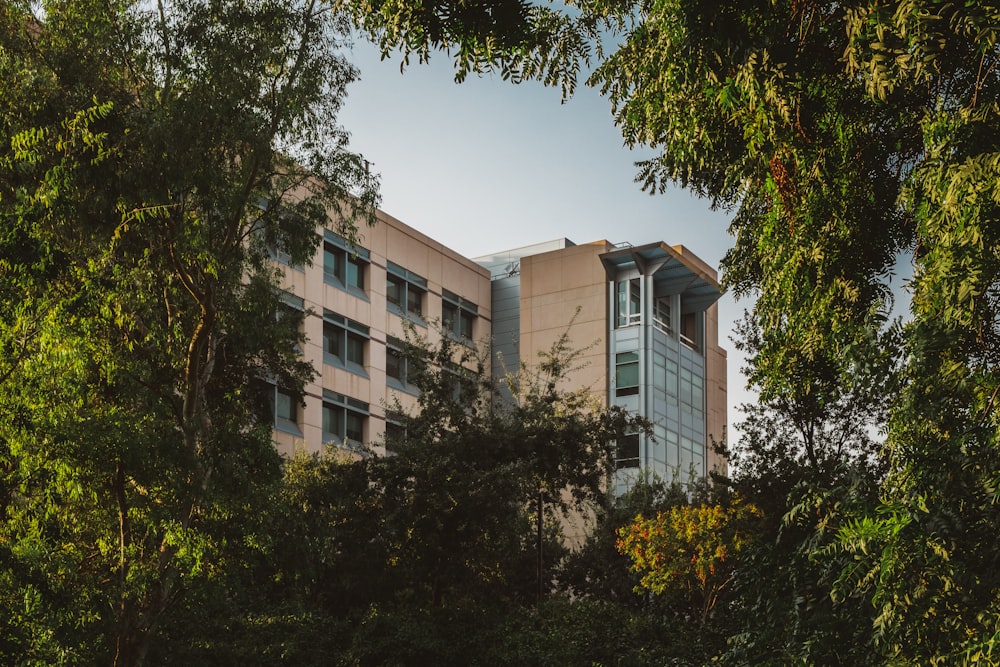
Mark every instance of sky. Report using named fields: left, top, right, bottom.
left=338, top=40, right=756, bottom=439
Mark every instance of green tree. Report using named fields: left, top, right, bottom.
left=371, top=326, right=639, bottom=608
left=336, top=0, right=1000, bottom=659
left=0, top=0, right=376, bottom=663
left=558, top=473, right=691, bottom=608
left=707, top=312, right=897, bottom=665
left=575, top=1, right=1000, bottom=661
left=248, top=327, right=641, bottom=663
left=617, top=497, right=761, bottom=627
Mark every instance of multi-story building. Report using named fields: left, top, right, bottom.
left=270, top=209, right=492, bottom=457
left=270, top=212, right=726, bottom=495
left=476, top=239, right=727, bottom=493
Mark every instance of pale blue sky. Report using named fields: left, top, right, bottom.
left=339, top=40, right=755, bottom=440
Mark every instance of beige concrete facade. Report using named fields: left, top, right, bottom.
left=518, top=241, right=614, bottom=398
left=271, top=209, right=492, bottom=457
left=480, top=239, right=728, bottom=493
left=268, top=209, right=727, bottom=494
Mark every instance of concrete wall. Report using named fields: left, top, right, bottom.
left=273, top=208, right=492, bottom=456
left=519, top=241, right=613, bottom=400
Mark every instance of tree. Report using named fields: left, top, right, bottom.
left=0, top=0, right=376, bottom=663
left=331, top=0, right=593, bottom=97
left=617, top=497, right=760, bottom=627
left=577, top=1, right=1000, bottom=661
left=558, top=472, right=691, bottom=608
left=707, top=311, right=896, bottom=665
left=334, top=0, right=1000, bottom=659
left=369, top=326, right=640, bottom=608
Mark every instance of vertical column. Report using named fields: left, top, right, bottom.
left=642, top=272, right=654, bottom=469
left=607, top=277, right=616, bottom=404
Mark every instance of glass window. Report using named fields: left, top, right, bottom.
left=386, top=275, right=403, bottom=308
left=322, top=230, right=369, bottom=294
left=680, top=311, right=699, bottom=349
left=406, top=284, right=423, bottom=318
left=653, top=353, right=666, bottom=391
left=692, top=373, right=704, bottom=412
left=386, top=337, right=415, bottom=391
left=322, top=310, right=368, bottom=375
left=386, top=262, right=427, bottom=321
left=616, top=432, right=641, bottom=469
left=322, top=390, right=368, bottom=450
left=654, top=296, right=672, bottom=333
left=442, top=289, right=478, bottom=341
left=616, top=351, right=639, bottom=396
left=666, top=358, right=678, bottom=397
left=272, top=386, right=301, bottom=435
left=275, top=388, right=295, bottom=421
left=616, top=278, right=641, bottom=327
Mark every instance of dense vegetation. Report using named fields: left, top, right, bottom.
left=3, top=0, right=1000, bottom=664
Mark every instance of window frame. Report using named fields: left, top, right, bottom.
left=386, top=336, right=418, bottom=393
left=615, top=431, right=641, bottom=470
left=442, top=289, right=478, bottom=341
left=321, top=389, right=369, bottom=451
left=615, top=351, right=640, bottom=396
left=616, top=278, right=642, bottom=328
left=322, top=229, right=369, bottom=298
left=272, top=385, right=302, bottom=436
left=386, top=261, right=427, bottom=323
left=322, top=310, right=369, bottom=377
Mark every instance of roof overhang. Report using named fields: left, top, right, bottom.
left=599, top=243, right=722, bottom=311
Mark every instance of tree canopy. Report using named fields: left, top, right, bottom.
left=0, top=0, right=376, bottom=662
left=343, top=0, right=1000, bottom=661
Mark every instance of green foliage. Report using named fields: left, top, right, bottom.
left=333, top=0, right=596, bottom=97
left=617, top=497, right=761, bottom=626
left=0, top=0, right=376, bottom=663
left=573, top=1, right=1000, bottom=662
left=558, top=473, right=691, bottom=608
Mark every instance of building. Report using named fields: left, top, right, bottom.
left=271, top=212, right=726, bottom=494
left=270, top=209, right=492, bottom=457
left=475, top=239, right=727, bottom=493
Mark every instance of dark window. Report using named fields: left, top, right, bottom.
left=680, top=311, right=700, bottom=350
left=254, top=202, right=304, bottom=270
left=386, top=262, right=427, bottom=321
left=322, top=230, right=369, bottom=294
left=322, top=390, right=368, bottom=450
left=384, top=412, right=405, bottom=452
left=616, top=433, right=641, bottom=469
left=616, top=351, right=640, bottom=396
left=272, top=386, right=301, bottom=435
left=386, top=336, right=416, bottom=392
left=442, top=289, right=477, bottom=341
left=322, top=310, right=369, bottom=376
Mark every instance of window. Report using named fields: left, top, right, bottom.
left=678, top=368, right=704, bottom=416
left=680, top=311, right=699, bottom=350
left=654, top=296, right=672, bottom=333
left=276, top=291, right=304, bottom=352
left=272, top=386, right=301, bottom=435
left=254, top=201, right=304, bottom=270
left=322, top=310, right=368, bottom=376
left=616, top=278, right=642, bottom=328
left=615, top=351, right=639, bottom=396
left=386, top=336, right=416, bottom=391
left=276, top=290, right=304, bottom=318
left=323, top=229, right=369, bottom=295
left=442, top=289, right=477, bottom=340
left=322, top=390, right=368, bottom=450
left=616, top=432, right=641, bottom=469
left=445, top=362, right=474, bottom=402
left=384, top=412, right=406, bottom=452
left=386, top=262, right=427, bottom=321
